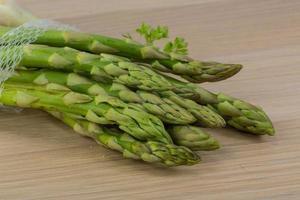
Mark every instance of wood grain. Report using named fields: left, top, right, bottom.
left=1, top=0, right=300, bottom=199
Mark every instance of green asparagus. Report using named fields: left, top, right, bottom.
left=147, top=60, right=242, bottom=83
left=167, top=125, right=220, bottom=151
left=12, top=43, right=233, bottom=128
left=0, top=16, right=276, bottom=169
left=49, top=109, right=220, bottom=152
left=9, top=70, right=195, bottom=125
left=0, top=26, right=242, bottom=83
left=134, top=23, right=242, bottom=82
left=159, top=90, right=225, bottom=128
left=17, top=44, right=174, bottom=91
left=163, top=75, right=275, bottom=135
left=47, top=111, right=200, bottom=166
left=8, top=70, right=222, bottom=150
left=9, top=69, right=225, bottom=127
left=6, top=42, right=272, bottom=135
left=0, top=82, right=173, bottom=144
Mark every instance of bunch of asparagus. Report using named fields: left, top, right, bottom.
left=0, top=18, right=274, bottom=166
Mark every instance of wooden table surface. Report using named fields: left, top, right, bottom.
left=1, top=0, right=300, bottom=199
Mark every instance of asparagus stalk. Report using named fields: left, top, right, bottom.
left=9, top=69, right=225, bottom=127
left=167, top=125, right=220, bottom=151
left=159, top=90, right=225, bottom=128
left=145, top=60, right=242, bottom=83
left=3, top=44, right=272, bottom=134
left=163, top=75, right=275, bottom=135
left=8, top=70, right=222, bottom=150
left=17, top=44, right=174, bottom=91
left=0, top=26, right=241, bottom=83
left=49, top=109, right=220, bottom=152
left=0, top=82, right=173, bottom=144
left=9, top=70, right=195, bottom=125
left=134, top=23, right=242, bottom=82
left=8, top=43, right=230, bottom=122
left=47, top=111, right=200, bottom=166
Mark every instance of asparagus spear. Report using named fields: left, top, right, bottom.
left=146, top=60, right=242, bottom=83
left=134, top=22, right=242, bottom=83
left=0, top=26, right=241, bottom=83
left=49, top=109, right=219, bottom=152
left=134, top=31, right=241, bottom=82
left=0, top=82, right=173, bottom=144
left=47, top=111, right=200, bottom=166
left=3, top=44, right=272, bottom=134
left=9, top=70, right=195, bottom=125
left=9, top=69, right=225, bottom=127
left=159, top=90, right=225, bottom=128
left=163, top=75, right=275, bottom=135
left=8, top=70, right=222, bottom=150
left=167, top=125, right=220, bottom=151
left=17, top=44, right=174, bottom=91
left=11, top=43, right=229, bottom=124
left=4, top=76, right=221, bottom=150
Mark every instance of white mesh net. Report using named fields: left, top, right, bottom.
left=0, top=19, right=76, bottom=93
left=0, top=19, right=76, bottom=111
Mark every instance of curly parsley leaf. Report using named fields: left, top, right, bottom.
left=136, top=22, right=169, bottom=45
left=163, top=37, right=188, bottom=55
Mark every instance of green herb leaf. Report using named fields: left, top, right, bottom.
left=163, top=37, right=188, bottom=55
left=136, top=23, right=169, bottom=45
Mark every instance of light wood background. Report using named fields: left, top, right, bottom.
left=0, top=0, right=299, bottom=199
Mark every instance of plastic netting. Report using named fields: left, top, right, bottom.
left=0, top=19, right=76, bottom=111
left=0, top=19, right=76, bottom=93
